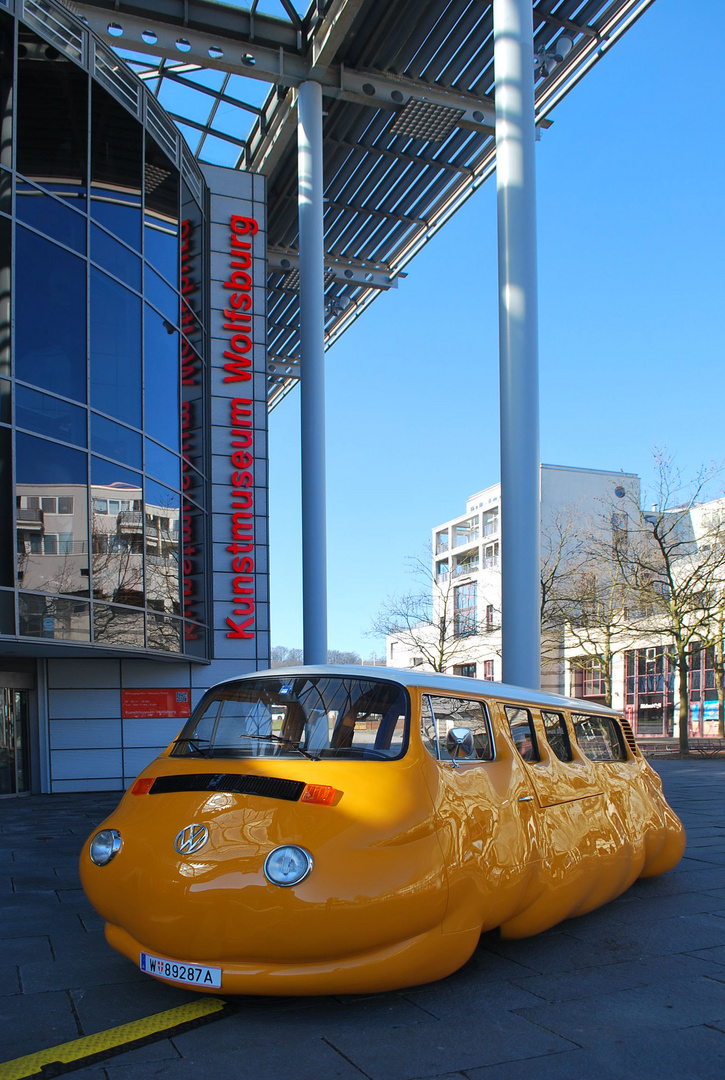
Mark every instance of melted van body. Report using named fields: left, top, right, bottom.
left=80, top=666, right=685, bottom=995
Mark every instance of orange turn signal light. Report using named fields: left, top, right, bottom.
left=131, top=777, right=155, bottom=795
left=300, top=783, right=336, bottom=806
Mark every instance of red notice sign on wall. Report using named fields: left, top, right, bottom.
left=121, top=689, right=192, bottom=720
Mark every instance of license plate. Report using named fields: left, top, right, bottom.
left=140, top=951, right=222, bottom=988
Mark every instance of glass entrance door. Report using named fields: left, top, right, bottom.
left=0, top=689, right=31, bottom=795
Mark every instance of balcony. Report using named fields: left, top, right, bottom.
left=117, top=511, right=143, bottom=532
left=454, top=560, right=479, bottom=577
left=17, top=508, right=43, bottom=530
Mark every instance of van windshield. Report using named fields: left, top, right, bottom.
left=172, top=675, right=410, bottom=761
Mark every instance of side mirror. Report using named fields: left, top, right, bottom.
left=446, top=727, right=474, bottom=759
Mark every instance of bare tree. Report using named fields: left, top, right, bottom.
left=270, top=647, right=363, bottom=668
left=370, top=551, right=496, bottom=673
left=270, top=646, right=303, bottom=668
left=615, top=453, right=725, bottom=752
left=548, top=507, right=634, bottom=707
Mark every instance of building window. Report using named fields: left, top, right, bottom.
left=454, top=581, right=477, bottom=638
left=436, top=559, right=449, bottom=581
left=483, top=659, right=494, bottom=681
left=689, top=644, right=717, bottom=736
left=483, top=542, right=499, bottom=569
left=582, top=658, right=605, bottom=698
left=625, top=646, right=675, bottom=737
left=486, top=603, right=495, bottom=630
left=453, top=516, right=479, bottom=548
left=435, top=529, right=449, bottom=554
left=483, top=508, right=498, bottom=536
left=453, top=551, right=479, bottom=576
left=453, top=664, right=476, bottom=679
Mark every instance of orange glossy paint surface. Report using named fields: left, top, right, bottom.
left=80, top=668, right=685, bottom=996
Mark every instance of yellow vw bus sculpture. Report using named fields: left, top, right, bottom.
left=80, top=667, right=685, bottom=995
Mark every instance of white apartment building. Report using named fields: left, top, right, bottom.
left=387, top=464, right=641, bottom=694
left=388, top=468, right=725, bottom=742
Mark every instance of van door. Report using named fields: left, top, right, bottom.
left=499, top=702, right=603, bottom=808
left=419, top=692, right=540, bottom=934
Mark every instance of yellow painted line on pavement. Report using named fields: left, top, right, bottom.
left=0, top=996, right=226, bottom=1080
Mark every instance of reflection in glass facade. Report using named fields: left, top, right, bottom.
left=0, top=10, right=209, bottom=656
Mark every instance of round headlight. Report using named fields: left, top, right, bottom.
left=264, top=845, right=313, bottom=887
left=89, top=829, right=122, bottom=866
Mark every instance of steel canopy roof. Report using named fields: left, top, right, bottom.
left=66, top=0, right=655, bottom=407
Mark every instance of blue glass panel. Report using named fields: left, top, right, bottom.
left=0, top=378, right=9, bottom=424
left=15, top=228, right=87, bottom=403
left=93, top=604, right=145, bottom=646
left=15, top=435, right=89, bottom=596
left=16, top=386, right=87, bottom=447
left=0, top=215, right=8, bottom=380
left=145, top=136, right=178, bottom=290
left=16, top=433, right=87, bottom=485
left=91, top=456, right=141, bottom=492
left=0, top=589, right=14, bottom=634
left=183, top=623, right=207, bottom=658
left=91, top=225, right=141, bottom=290
left=145, top=223, right=179, bottom=288
left=19, top=594, right=90, bottom=642
left=145, top=265, right=178, bottom=325
left=91, top=83, right=143, bottom=248
left=145, top=438, right=180, bottom=490
left=147, top=613, right=182, bottom=653
left=144, top=478, right=180, bottom=618
left=91, top=198, right=142, bottom=249
left=145, top=478, right=179, bottom=515
left=0, top=426, right=11, bottom=586
left=92, top=414, right=142, bottom=470
left=144, top=304, right=180, bottom=450
left=90, top=457, right=144, bottom=606
left=16, top=189, right=86, bottom=254
left=17, top=45, right=88, bottom=206
left=90, top=268, right=142, bottom=426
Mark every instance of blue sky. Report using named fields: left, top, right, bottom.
left=268, top=0, right=725, bottom=659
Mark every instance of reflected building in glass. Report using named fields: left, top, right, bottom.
left=0, top=1, right=269, bottom=794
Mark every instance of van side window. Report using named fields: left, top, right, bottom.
left=420, top=695, right=493, bottom=761
left=420, top=695, right=438, bottom=758
left=541, top=710, right=572, bottom=762
left=572, top=714, right=627, bottom=762
left=504, top=706, right=539, bottom=762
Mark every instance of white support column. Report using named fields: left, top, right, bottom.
left=297, top=80, right=328, bottom=665
left=493, top=0, right=541, bottom=690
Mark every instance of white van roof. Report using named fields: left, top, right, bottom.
left=212, top=665, right=620, bottom=717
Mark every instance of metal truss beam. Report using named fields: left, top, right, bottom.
left=68, top=3, right=497, bottom=126
left=268, top=247, right=399, bottom=290
left=63, top=0, right=304, bottom=48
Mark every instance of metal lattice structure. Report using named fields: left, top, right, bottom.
left=64, top=0, right=655, bottom=407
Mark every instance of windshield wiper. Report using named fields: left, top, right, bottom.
left=239, top=732, right=318, bottom=761
left=174, top=736, right=212, bottom=757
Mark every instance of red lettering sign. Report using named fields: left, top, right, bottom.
left=223, top=215, right=259, bottom=640
left=121, top=689, right=191, bottom=720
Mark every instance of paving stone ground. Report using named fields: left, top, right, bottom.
left=1, top=761, right=724, bottom=1079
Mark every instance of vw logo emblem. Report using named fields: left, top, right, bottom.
left=174, top=823, right=209, bottom=855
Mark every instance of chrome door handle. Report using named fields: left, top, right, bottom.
left=518, top=795, right=534, bottom=802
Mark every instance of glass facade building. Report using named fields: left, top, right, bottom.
left=0, top=5, right=209, bottom=657
left=0, top=2, right=270, bottom=796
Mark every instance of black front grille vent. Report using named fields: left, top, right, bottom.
left=150, top=773, right=306, bottom=802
